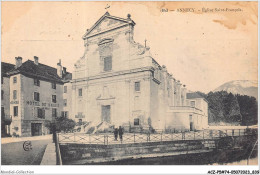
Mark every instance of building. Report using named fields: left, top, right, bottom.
left=3, top=56, right=71, bottom=136
left=71, top=12, right=208, bottom=132
left=1, top=62, right=15, bottom=136
left=166, top=92, right=209, bottom=131
left=62, top=68, right=72, bottom=119
left=1, top=12, right=208, bottom=136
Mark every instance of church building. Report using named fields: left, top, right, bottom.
left=71, top=12, right=208, bottom=132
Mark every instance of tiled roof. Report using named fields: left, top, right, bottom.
left=6, top=60, right=70, bottom=84
left=1, top=62, right=15, bottom=77
left=186, top=92, right=204, bottom=99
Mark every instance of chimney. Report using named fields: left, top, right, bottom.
left=182, top=85, right=187, bottom=106
left=57, top=59, right=62, bottom=78
left=34, top=56, right=39, bottom=65
left=15, top=56, right=23, bottom=68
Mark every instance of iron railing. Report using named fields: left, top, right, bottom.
left=57, top=128, right=257, bottom=145
left=55, top=132, right=63, bottom=165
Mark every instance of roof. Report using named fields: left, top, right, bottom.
left=62, top=72, right=72, bottom=82
left=1, top=62, right=15, bottom=77
left=6, top=60, right=68, bottom=84
left=186, top=92, right=204, bottom=99
left=83, top=12, right=135, bottom=39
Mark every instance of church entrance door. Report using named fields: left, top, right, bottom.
left=101, top=105, right=111, bottom=123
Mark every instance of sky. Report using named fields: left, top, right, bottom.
left=1, top=1, right=258, bottom=93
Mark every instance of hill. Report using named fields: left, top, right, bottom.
left=214, top=80, right=258, bottom=100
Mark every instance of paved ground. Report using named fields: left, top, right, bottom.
left=1, top=138, right=52, bottom=165
left=1, top=134, right=52, bottom=144
left=40, top=143, right=57, bottom=165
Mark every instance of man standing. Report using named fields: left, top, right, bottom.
left=114, top=127, right=118, bottom=141
left=118, top=126, right=124, bottom=142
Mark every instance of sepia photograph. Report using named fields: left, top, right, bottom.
left=0, top=1, right=258, bottom=174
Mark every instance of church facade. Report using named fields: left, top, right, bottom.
left=71, top=12, right=208, bottom=132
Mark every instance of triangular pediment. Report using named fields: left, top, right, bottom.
left=83, top=12, right=135, bottom=39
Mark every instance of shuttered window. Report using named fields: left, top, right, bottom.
left=52, top=108, right=57, bottom=118
left=52, top=82, right=56, bottom=89
left=34, top=92, right=40, bottom=101
left=52, top=95, right=56, bottom=103
left=78, top=88, right=82, bottom=97
left=62, top=111, right=68, bottom=118
left=135, top=82, right=140, bottom=91
left=37, top=108, right=45, bottom=119
left=14, top=106, right=18, bottom=116
left=34, top=79, right=40, bottom=86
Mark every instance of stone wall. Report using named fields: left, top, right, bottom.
left=60, top=140, right=213, bottom=164
left=60, top=134, right=257, bottom=165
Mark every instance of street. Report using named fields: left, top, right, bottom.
left=1, top=138, right=51, bottom=165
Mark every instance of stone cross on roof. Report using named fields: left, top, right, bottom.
left=105, top=4, right=110, bottom=10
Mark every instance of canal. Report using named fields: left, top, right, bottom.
left=84, top=149, right=257, bottom=165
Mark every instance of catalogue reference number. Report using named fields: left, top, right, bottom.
left=208, top=170, right=259, bottom=175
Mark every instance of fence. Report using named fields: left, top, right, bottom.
left=54, top=132, right=63, bottom=165
left=58, top=128, right=257, bottom=145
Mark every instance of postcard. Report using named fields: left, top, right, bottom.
left=1, top=1, right=258, bottom=174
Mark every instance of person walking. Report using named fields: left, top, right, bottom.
left=118, top=126, right=124, bottom=142
left=114, top=128, right=118, bottom=141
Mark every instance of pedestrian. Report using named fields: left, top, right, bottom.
left=114, top=128, right=118, bottom=141
left=118, top=126, right=124, bottom=141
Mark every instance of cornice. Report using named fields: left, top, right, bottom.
left=84, top=23, right=129, bottom=39
left=72, top=66, right=154, bottom=83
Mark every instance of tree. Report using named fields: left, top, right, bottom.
left=44, top=120, right=52, bottom=130
left=45, top=117, right=76, bottom=133
left=206, top=91, right=242, bottom=124
left=55, top=116, right=76, bottom=133
left=236, top=94, right=258, bottom=126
